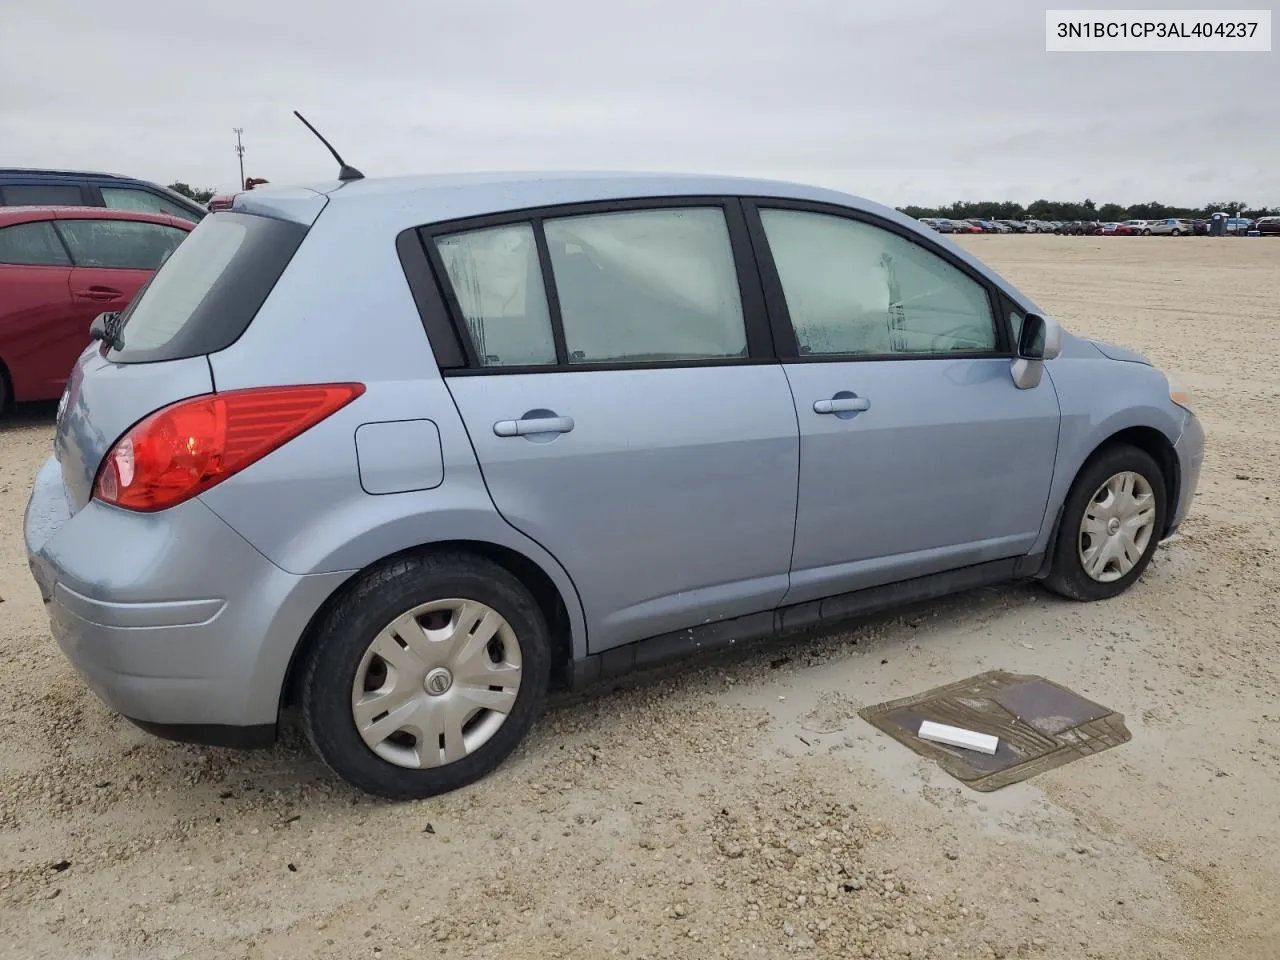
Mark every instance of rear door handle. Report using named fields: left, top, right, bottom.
left=75, top=287, right=122, bottom=302
left=813, top=396, right=871, bottom=415
left=493, top=416, right=575, bottom=438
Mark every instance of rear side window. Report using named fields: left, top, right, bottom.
left=1, top=184, right=84, bottom=206
left=543, top=208, right=747, bottom=363
left=54, top=219, right=187, bottom=270
left=107, top=211, right=308, bottom=364
left=101, top=186, right=201, bottom=222
left=0, top=221, right=71, bottom=266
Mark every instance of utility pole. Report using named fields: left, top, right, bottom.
left=233, top=127, right=246, bottom=189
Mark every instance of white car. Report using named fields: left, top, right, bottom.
left=1145, top=219, right=1192, bottom=236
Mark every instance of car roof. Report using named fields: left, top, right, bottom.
left=249, top=170, right=908, bottom=228
left=0, top=205, right=193, bottom=228
left=0, top=167, right=135, bottom=181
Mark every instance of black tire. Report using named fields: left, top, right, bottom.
left=1044, top=444, right=1168, bottom=602
left=1141, top=228, right=1152, bottom=236
left=1171, top=229, right=1181, bottom=236
left=0, top=363, right=10, bottom=419
left=300, top=551, right=551, bottom=799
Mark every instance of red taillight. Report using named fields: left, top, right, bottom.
left=93, top=383, right=365, bottom=512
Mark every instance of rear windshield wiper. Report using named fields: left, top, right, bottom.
left=89, top=310, right=124, bottom=351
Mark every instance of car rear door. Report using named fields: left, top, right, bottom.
left=421, top=199, right=800, bottom=653
left=54, top=213, right=188, bottom=322
left=744, top=201, right=1061, bottom=606
left=0, top=218, right=75, bottom=402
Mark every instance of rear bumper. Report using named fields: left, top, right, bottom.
left=24, top=456, right=352, bottom=741
left=1169, top=409, right=1204, bottom=535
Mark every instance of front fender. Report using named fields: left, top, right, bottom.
left=1033, top=354, right=1184, bottom=554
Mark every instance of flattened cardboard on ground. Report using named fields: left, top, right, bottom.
left=859, top=670, right=1131, bottom=791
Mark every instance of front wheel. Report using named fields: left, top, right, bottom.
left=1043, top=445, right=1167, bottom=602
left=1142, top=228, right=1152, bottom=236
left=301, top=551, right=551, bottom=799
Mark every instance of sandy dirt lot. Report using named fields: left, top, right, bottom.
left=2, top=235, right=1277, bottom=960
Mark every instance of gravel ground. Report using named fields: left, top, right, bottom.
left=1, top=235, right=1277, bottom=960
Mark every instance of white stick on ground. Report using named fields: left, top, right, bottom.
left=917, top=721, right=999, bottom=755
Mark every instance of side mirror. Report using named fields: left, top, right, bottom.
left=1017, top=313, right=1062, bottom=361
left=1011, top=314, right=1062, bottom=389
left=1018, top=314, right=1047, bottom=360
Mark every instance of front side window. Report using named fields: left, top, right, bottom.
left=0, top=221, right=71, bottom=266
left=53, top=219, right=187, bottom=270
left=758, top=209, right=997, bottom=357
left=434, top=223, right=557, bottom=368
left=101, top=186, right=200, bottom=222
left=543, top=208, right=747, bottom=364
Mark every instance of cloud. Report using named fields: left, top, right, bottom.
left=1, top=0, right=1275, bottom=205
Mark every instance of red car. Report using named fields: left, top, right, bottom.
left=0, top=206, right=191, bottom=414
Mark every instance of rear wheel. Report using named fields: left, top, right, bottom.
left=1142, top=228, right=1152, bottom=236
left=1171, top=229, right=1181, bottom=236
left=1044, top=445, right=1167, bottom=601
left=301, top=551, right=551, bottom=799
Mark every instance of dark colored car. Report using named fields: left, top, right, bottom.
left=0, top=169, right=206, bottom=224
left=1254, top=217, right=1280, bottom=236
left=0, top=207, right=192, bottom=414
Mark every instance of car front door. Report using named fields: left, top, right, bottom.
left=744, top=202, right=1062, bottom=605
left=53, top=215, right=188, bottom=351
left=423, top=200, right=800, bottom=652
left=0, top=219, right=75, bottom=402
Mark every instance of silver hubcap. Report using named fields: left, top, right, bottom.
left=351, top=599, right=523, bottom=769
left=1078, top=471, right=1157, bottom=583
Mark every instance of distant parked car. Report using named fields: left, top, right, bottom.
left=1146, top=219, right=1192, bottom=236
left=998, top=220, right=1029, bottom=233
left=1225, top=217, right=1253, bottom=235
left=0, top=207, right=191, bottom=414
left=0, top=168, right=206, bottom=224
left=1254, top=216, right=1280, bottom=236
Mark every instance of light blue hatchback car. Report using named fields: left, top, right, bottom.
left=24, top=171, right=1204, bottom=798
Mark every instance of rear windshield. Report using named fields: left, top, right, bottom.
left=107, top=211, right=307, bottom=364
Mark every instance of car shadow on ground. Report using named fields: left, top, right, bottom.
left=1, top=400, right=57, bottom=431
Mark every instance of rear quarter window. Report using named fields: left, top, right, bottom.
left=0, top=184, right=85, bottom=206
left=107, top=211, right=307, bottom=364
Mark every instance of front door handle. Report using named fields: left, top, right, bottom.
left=493, top=415, right=575, bottom=438
left=813, top=396, right=871, bottom=415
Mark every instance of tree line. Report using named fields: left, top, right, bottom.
left=896, top=199, right=1276, bottom=222
left=167, top=182, right=217, bottom=203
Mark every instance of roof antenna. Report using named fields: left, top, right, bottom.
left=292, top=110, right=364, bottom=182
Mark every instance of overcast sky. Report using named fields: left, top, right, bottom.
left=2, top=0, right=1275, bottom=206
